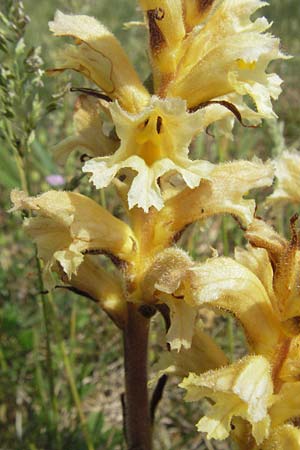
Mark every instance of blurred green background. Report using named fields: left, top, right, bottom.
left=0, top=1, right=299, bottom=449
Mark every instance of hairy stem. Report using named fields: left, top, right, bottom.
left=123, top=303, right=152, bottom=450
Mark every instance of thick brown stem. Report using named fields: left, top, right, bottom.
left=123, top=303, right=152, bottom=450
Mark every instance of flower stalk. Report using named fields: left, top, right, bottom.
left=123, top=303, right=152, bottom=450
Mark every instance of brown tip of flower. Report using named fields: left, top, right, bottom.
left=147, top=8, right=166, bottom=54
left=197, top=0, right=215, bottom=13
left=289, top=213, right=299, bottom=247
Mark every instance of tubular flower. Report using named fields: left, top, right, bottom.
left=48, top=10, right=150, bottom=113
left=180, top=357, right=300, bottom=448
left=10, top=189, right=137, bottom=287
left=49, top=1, right=284, bottom=211
left=82, top=96, right=214, bottom=212
left=140, top=0, right=286, bottom=118
left=180, top=356, right=274, bottom=444
left=174, top=218, right=300, bottom=446
left=267, top=150, right=300, bottom=205
left=53, top=94, right=118, bottom=164
left=245, top=218, right=300, bottom=324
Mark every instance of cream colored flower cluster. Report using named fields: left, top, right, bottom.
left=11, top=1, right=299, bottom=449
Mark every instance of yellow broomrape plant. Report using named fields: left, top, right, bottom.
left=11, top=1, right=296, bottom=449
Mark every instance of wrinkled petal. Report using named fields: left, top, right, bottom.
left=155, top=159, right=274, bottom=248
left=141, top=247, right=193, bottom=301
left=49, top=11, right=149, bottom=112
left=141, top=247, right=196, bottom=349
left=180, top=355, right=273, bottom=444
left=53, top=95, right=118, bottom=164
left=162, top=294, right=197, bottom=350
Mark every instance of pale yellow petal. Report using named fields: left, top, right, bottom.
left=235, top=246, right=276, bottom=311
left=246, top=218, right=300, bottom=323
left=182, top=0, right=216, bottom=32
left=141, top=247, right=193, bottom=302
left=270, top=382, right=300, bottom=427
left=180, top=356, right=273, bottom=444
left=162, top=294, right=197, bottom=350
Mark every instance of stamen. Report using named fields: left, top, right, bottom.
left=189, top=100, right=259, bottom=129
left=156, top=116, right=163, bottom=134
left=289, top=213, right=299, bottom=246
left=70, top=87, right=112, bottom=102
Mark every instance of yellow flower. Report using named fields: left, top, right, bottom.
left=48, top=10, right=149, bottom=113
left=140, top=0, right=286, bottom=117
left=267, top=150, right=300, bottom=205
left=180, top=356, right=274, bottom=444
left=10, top=189, right=137, bottom=287
left=83, top=96, right=213, bottom=212
left=174, top=218, right=300, bottom=446
left=246, top=218, right=300, bottom=324
left=180, top=356, right=300, bottom=447
left=49, top=2, right=284, bottom=211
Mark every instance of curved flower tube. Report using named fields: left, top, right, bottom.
left=246, top=218, right=300, bottom=323
left=49, top=10, right=150, bottom=113
left=58, top=255, right=127, bottom=328
left=10, top=189, right=137, bottom=287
